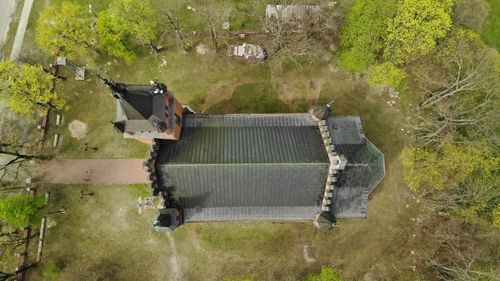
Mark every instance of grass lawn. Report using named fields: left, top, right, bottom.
left=28, top=184, right=173, bottom=281
left=482, top=0, right=500, bottom=49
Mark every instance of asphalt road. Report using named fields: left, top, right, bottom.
left=11, top=0, right=34, bottom=60
left=0, top=0, right=16, bottom=48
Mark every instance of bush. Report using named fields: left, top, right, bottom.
left=303, top=267, right=343, bottom=281
left=0, top=194, right=45, bottom=228
left=338, top=0, right=398, bottom=72
left=366, top=62, right=406, bottom=88
left=384, top=0, right=454, bottom=64
left=42, top=259, right=63, bottom=279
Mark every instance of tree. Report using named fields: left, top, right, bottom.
left=0, top=107, right=49, bottom=180
left=35, top=1, right=96, bottom=60
left=96, top=0, right=159, bottom=64
left=189, top=1, right=232, bottom=51
left=400, top=144, right=497, bottom=191
left=265, top=4, right=343, bottom=74
left=160, top=7, right=191, bottom=52
left=384, top=0, right=453, bottom=64
left=0, top=60, right=65, bottom=118
left=303, top=267, right=343, bottom=281
left=338, top=0, right=398, bottom=72
left=0, top=194, right=45, bottom=228
left=412, top=28, right=499, bottom=145
left=399, top=146, right=443, bottom=190
left=366, top=62, right=406, bottom=88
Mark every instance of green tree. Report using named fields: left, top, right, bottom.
left=400, top=146, right=443, bottom=190
left=384, top=0, right=454, bottom=64
left=400, top=144, right=498, bottom=191
left=366, top=62, right=406, bottom=88
left=96, top=0, right=159, bottom=64
left=338, top=0, right=398, bottom=72
left=35, top=1, right=96, bottom=60
left=0, top=194, right=45, bottom=228
left=0, top=60, right=65, bottom=118
left=303, top=267, right=343, bottom=281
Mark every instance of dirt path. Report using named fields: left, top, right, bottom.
left=167, top=232, right=182, bottom=281
left=37, top=159, right=148, bottom=184
left=11, top=0, right=34, bottom=60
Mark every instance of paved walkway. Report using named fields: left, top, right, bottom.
left=11, top=0, right=34, bottom=60
left=38, top=159, right=148, bottom=184
left=0, top=0, right=16, bottom=48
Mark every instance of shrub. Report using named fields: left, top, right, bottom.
left=42, top=259, right=63, bottom=279
left=303, top=267, right=343, bottom=281
left=338, top=0, right=398, bottom=72
left=366, top=62, right=406, bottom=88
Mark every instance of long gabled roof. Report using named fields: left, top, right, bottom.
left=156, top=114, right=330, bottom=221
left=154, top=114, right=385, bottom=222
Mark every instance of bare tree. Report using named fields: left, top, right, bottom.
left=160, top=8, right=191, bottom=52
left=189, top=2, right=232, bottom=51
left=412, top=38, right=499, bottom=145
left=417, top=215, right=500, bottom=281
left=0, top=115, right=50, bottom=181
left=265, top=3, right=344, bottom=75
left=419, top=46, right=497, bottom=109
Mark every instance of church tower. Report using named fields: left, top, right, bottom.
left=101, top=78, right=184, bottom=144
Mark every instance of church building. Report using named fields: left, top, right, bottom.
left=102, top=79, right=385, bottom=231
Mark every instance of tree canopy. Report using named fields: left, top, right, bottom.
left=400, top=144, right=498, bottom=191
left=338, top=0, right=398, bottom=72
left=35, top=1, right=96, bottom=60
left=0, top=60, right=65, bottom=118
left=96, top=0, right=159, bottom=64
left=412, top=28, right=499, bottom=145
left=384, top=0, right=454, bottom=64
left=0, top=194, right=45, bottom=228
left=366, top=62, right=406, bottom=88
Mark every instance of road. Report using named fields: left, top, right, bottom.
left=0, top=0, right=16, bottom=48
left=11, top=0, right=34, bottom=60
left=38, top=159, right=149, bottom=184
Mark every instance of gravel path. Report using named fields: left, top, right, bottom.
left=38, top=159, right=148, bottom=184
left=10, top=0, right=34, bottom=60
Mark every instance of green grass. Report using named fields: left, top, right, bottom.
left=209, top=82, right=289, bottom=113
left=43, top=76, right=150, bottom=158
left=28, top=184, right=171, bottom=281
left=41, top=259, right=63, bottom=279
left=482, top=0, right=500, bottom=49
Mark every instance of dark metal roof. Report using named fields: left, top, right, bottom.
left=157, top=164, right=329, bottom=221
left=326, top=117, right=385, bottom=218
left=109, top=82, right=170, bottom=133
left=158, top=114, right=329, bottom=164
left=154, top=114, right=385, bottom=222
left=156, top=114, right=330, bottom=221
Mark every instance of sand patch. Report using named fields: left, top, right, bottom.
left=68, top=120, right=87, bottom=139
